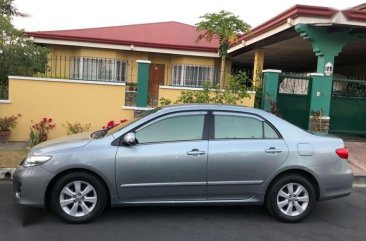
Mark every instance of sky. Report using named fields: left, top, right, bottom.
left=12, top=0, right=364, bottom=32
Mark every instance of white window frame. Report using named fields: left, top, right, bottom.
left=71, top=57, right=127, bottom=82
left=172, top=64, right=219, bottom=87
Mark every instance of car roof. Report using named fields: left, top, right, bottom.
left=159, top=104, right=264, bottom=114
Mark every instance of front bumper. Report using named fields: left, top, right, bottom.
left=311, top=159, right=353, bottom=201
left=13, top=165, right=55, bottom=207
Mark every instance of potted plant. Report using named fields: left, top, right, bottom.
left=126, top=82, right=137, bottom=91
left=0, top=114, right=22, bottom=143
left=310, top=109, right=329, bottom=133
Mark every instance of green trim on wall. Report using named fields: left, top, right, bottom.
left=309, top=75, right=332, bottom=116
left=262, top=71, right=281, bottom=111
left=136, top=61, right=150, bottom=107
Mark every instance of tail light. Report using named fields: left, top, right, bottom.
left=336, top=147, right=348, bottom=159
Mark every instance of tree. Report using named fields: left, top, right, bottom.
left=196, top=10, right=251, bottom=88
left=0, top=0, right=49, bottom=99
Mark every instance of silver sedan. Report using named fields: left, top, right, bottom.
left=13, top=104, right=353, bottom=223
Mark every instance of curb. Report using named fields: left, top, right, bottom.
left=353, top=176, right=366, bottom=185
left=0, top=168, right=16, bottom=180
left=1, top=167, right=366, bottom=186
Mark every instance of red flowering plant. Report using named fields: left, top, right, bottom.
left=29, top=117, right=56, bottom=146
left=0, top=114, right=22, bottom=131
left=102, top=119, right=128, bottom=131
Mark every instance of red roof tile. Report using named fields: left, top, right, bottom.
left=27, top=21, right=219, bottom=53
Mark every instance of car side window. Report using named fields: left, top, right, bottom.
left=214, top=114, right=280, bottom=140
left=214, top=115, right=263, bottom=139
left=264, top=122, right=279, bottom=139
left=135, top=114, right=206, bottom=144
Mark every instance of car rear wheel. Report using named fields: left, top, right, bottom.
left=50, top=172, right=107, bottom=223
left=266, top=174, right=316, bottom=223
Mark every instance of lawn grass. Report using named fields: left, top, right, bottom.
left=0, top=149, right=28, bottom=168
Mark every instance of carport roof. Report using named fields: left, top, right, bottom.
left=228, top=4, right=366, bottom=71
left=229, top=4, right=366, bottom=54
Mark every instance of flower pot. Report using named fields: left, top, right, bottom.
left=0, top=130, right=11, bottom=143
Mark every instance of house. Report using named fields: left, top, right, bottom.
left=27, top=21, right=233, bottom=107
left=0, top=21, right=254, bottom=141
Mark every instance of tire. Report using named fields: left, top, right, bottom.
left=265, top=174, right=316, bottom=223
left=50, top=172, right=107, bottom=223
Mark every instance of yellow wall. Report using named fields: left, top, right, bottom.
left=0, top=77, right=135, bottom=141
left=1, top=76, right=254, bottom=142
left=158, top=86, right=256, bottom=107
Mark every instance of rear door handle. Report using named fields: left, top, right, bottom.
left=265, top=147, right=283, bottom=154
left=187, top=149, right=206, bottom=156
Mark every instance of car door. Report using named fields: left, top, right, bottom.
left=207, top=111, right=289, bottom=200
left=115, top=111, right=209, bottom=202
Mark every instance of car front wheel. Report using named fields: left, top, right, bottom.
left=50, top=172, right=107, bottom=223
left=266, top=174, right=316, bottom=223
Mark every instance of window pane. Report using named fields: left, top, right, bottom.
left=171, top=64, right=219, bottom=87
left=215, top=115, right=263, bottom=139
left=264, top=122, right=279, bottom=139
left=136, top=115, right=205, bottom=143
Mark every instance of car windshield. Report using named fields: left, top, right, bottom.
left=106, top=107, right=161, bottom=136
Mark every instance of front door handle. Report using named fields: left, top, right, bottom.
left=187, top=149, right=206, bottom=156
left=265, top=147, right=283, bottom=154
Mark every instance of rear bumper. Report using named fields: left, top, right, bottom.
left=311, top=160, right=353, bottom=201
left=13, top=166, right=55, bottom=207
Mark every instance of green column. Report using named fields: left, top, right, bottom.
left=261, top=70, right=281, bottom=112
left=307, top=73, right=332, bottom=115
left=136, top=60, right=150, bottom=107
left=295, top=24, right=355, bottom=117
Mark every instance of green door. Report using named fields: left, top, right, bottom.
left=330, top=78, right=366, bottom=134
left=276, top=75, right=311, bottom=130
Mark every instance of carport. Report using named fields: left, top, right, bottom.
left=228, top=4, right=366, bottom=133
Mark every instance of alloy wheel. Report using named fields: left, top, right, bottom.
left=59, top=181, right=98, bottom=217
left=276, top=183, right=309, bottom=217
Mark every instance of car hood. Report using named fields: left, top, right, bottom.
left=31, top=132, right=94, bottom=154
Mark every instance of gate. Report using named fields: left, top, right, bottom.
left=276, top=74, right=312, bottom=130
left=330, top=77, right=366, bottom=134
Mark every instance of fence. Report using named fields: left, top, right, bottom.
left=1, top=55, right=254, bottom=105
left=276, top=73, right=312, bottom=130
left=330, top=76, right=366, bottom=134
left=0, top=76, right=135, bottom=141
left=333, top=77, right=366, bottom=98
left=279, top=73, right=311, bottom=95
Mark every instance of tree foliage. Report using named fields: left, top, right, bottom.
left=0, top=0, right=49, bottom=98
left=196, top=11, right=251, bottom=87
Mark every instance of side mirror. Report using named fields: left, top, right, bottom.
left=124, top=132, right=136, bottom=145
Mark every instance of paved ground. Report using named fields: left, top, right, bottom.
left=345, top=141, right=366, bottom=176
left=0, top=182, right=365, bottom=241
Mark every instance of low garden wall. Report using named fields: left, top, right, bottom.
left=1, top=77, right=257, bottom=142
left=0, top=76, right=135, bottom=141
left=158, top=86, right=256, bottom=107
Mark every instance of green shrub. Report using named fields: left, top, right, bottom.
left=63, top=121, right=91, bottom=135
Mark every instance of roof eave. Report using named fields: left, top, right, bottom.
left=342, top=9, right=366, bottom=21
left=27, top=32, right=218, bottom=53
left=230, top=4, right=337, bottom=48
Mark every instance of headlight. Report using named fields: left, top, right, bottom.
left=23, top=155, right=52, bottom=167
